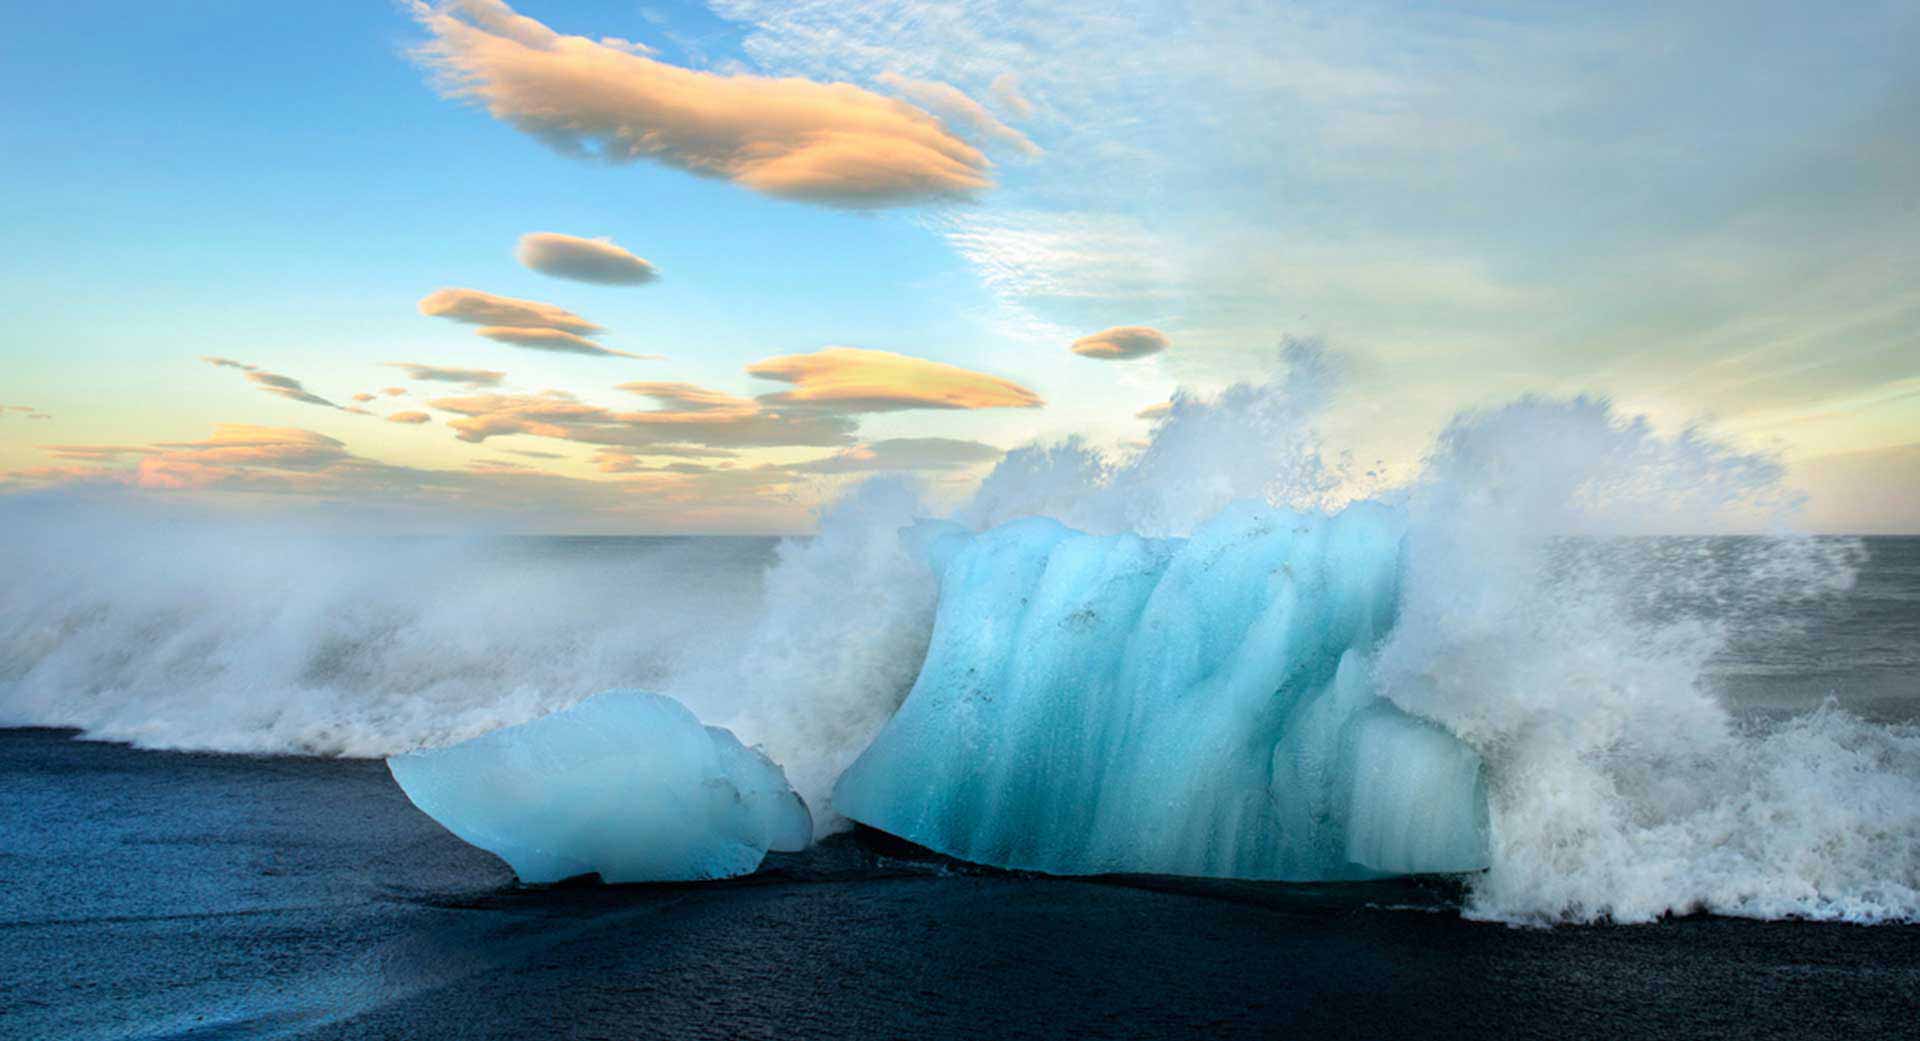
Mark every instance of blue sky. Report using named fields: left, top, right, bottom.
left=2, top=0, right=1916, bottom=531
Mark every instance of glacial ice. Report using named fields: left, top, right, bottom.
left=833, top=501, right=1490, bottom=880
left=388, top=689, right=810, bottom=883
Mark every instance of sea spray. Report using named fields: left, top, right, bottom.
left=960, top=340, right=1347, bottom=536
left=0, top=519, right=773, bottom=755
left=1375, top=398, right=1907, bottom=923
left=675, top=478, right=943, bottom=831
left=3, top=347, right=1915, bottom=922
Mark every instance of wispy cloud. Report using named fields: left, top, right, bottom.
left=429, top=385, right=857, bottom=448
left=385, top=362, right=507, bottom=387
left=409, top=0, right=994, bottom=207
left=517, top=232, right=659, bottom=285
left=199, top=357, right=341, bottom=410
left=418, top=287, right=656, bottom=359
left=248, top=372, right=340, bottom=409
left=591, top=443, right=740, bottom=473
left=5, top=423, right=827, bottom=530
left=44, top=445, right=152, bottom=464
left=931, top=211, right=1176, bottom=303
left=418, top=287, right=600, bottom=334
left=876, top=72, right=1039, bottom=157
left=747, top=347, right=1044, bottom=411
left=475, top=326, right=659, bottom=360
left=386, top=411, right=433, bottom=425
left=988, top=72, right=1033, bottom=120
left=98, top=425, right=360, bottom=489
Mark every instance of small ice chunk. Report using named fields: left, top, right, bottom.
left=388, top=689, right=810, bottom=883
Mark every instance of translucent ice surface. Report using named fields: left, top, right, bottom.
left=389, top=689, right=810, bottom=883
left=833, top=501, right=1489, bottom=880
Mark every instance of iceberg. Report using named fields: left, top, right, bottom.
left=389, top=690, right=810, bottom=884
left=833, top=501, right=1489, bottom=880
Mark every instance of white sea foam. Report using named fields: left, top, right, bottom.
left=2, top=344, right=1913, bottom=923
left=0, top=518, right=767, bottom=756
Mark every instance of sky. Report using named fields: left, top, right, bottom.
left=2, top=0, right=1916, bottom=532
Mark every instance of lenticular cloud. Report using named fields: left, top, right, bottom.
left=411, top=0, right=995, bottom=207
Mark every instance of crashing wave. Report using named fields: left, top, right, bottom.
left=4, top=346, right=1916, bottom=923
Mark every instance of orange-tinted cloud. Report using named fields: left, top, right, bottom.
left=518, top=232, right=658, bottom=285
left=747, top=347, right=1044, bottom=412
left=474, top=326, right=658, bottom=360
left=1071, top=325, right=1169, bottom=360
left=385, top=362, right=506, bottom=387
left=148, top=426, right=349, bottom=467
left=247, top=371, right=339, bottom=409
left=4, top=423, right=804, bottom=526
left=119, top=426, right=355, bottom=489
left=200, top=357, right=341, bottom=410
left=614, top=382, right=757, bottom=413
left=382, top=387, right=408, bottom=397
left=410, top=0, right=993, bottom=207
left=1136, top=401, right=1172, bottom=419
left=418, top=287, right=600, bottom=334
left=387, top=411, right=433, bottom=425
left=44, top=444, right=150, bottom=462
left=23, top=424, right=488, bottom=498
left=353, top=393, right=377, bottom=403
left=590, top=443, right=740, bottom=472
left=429, top=385, right=856, bottom=448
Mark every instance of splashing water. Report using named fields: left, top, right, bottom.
left=2, top=344, right=1915, bottom=923
left=1375, top=398, right=1911, bottom=923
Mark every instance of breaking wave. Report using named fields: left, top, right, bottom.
left=2, top=343, right=1915, bottom=924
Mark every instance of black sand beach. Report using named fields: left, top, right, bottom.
left=4, top=728, right=1915, bottom=1041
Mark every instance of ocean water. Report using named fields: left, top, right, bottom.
left=0, top=536, right=1916, bottom=1038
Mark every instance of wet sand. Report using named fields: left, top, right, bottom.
left=3, top=728, right=1915, bottom=1041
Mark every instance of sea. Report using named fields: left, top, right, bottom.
left=1, top=529, right=1916, bottom=1040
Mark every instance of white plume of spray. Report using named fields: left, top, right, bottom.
left=961, top=340, right=1344, bottom=536
left=926, top=349, right=1916, bottom=923
left=0, top=501, right=769, bottom=755
left=1372, top=398, right=1911, bottom=923
left=4, top=343, right=1915, bottom=924
left=669, top=478, right=942, bottom=833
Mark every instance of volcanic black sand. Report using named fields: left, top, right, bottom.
left=2, top=727, right=1915, bottom=1041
